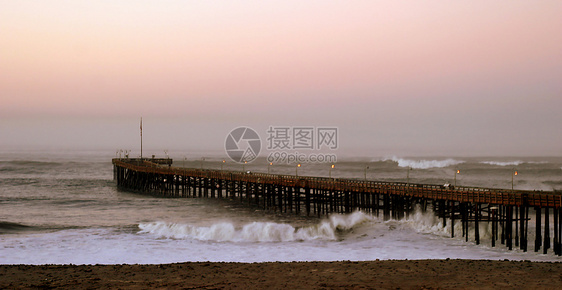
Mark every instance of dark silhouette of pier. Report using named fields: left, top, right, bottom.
left=113, top=158, right=562, bottom=255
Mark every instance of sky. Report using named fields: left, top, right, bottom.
left=1, top=1, right=561, bottom=158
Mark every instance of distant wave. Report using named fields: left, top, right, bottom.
left=0, top=160, right=62, bottom=166
left=138, top=211, right=372, bottom=242
left=0, top=221, right=32, bottom=234
left=479, top=160, right=550, bottom=167
left=0, top=160, right=64, bottom=173
left=479, top=161, right=525, bottom=166
left=383, top=157, right=464, bottom=169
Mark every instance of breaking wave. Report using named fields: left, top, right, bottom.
left=138, top=211, right=372, bottom=242
left=383, top=157, right=464, bottom=169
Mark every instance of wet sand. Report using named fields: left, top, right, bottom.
left=1, top=259, right=561, bottom=289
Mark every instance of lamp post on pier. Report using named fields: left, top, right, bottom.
left=200, top=157, right=205, bottom=170
left=512, top=168, right=519, bottom=247
left=296, top=163, right=301, bottom=177
left=140, top=117, right=143, bottom=161
left=512, top=169, right=518, bottom=191
left=329, top=164, right=335, bottom=178
left=364, top=165, right=369, bottom=181
left=268, top=162, right=272, bottom=174
left=406, top=167, right=412, bottom=185
left=243, top=161, right=247, bottom=172
left=221, top=160, right=225, bottom=171
left=454, top=169, right=460, bottom=188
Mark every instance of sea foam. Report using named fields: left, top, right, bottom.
left=383, top=157, right=464, bottom=169
left=138, top=211, right=372, bottom=242
left=480, top=160, right=524, bottom=166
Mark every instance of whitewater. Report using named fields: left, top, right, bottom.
left=1, top=150, right=561, bottom=264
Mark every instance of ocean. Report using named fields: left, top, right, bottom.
left=1, top=150, right=561, bottom=265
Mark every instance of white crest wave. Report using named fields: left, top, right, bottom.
left=480, top=161, right=524, bottom=166
left=383, top=156, right=464, bottom=169
left=138, top=211, right=372, bottom=242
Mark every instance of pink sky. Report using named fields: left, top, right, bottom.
left=1, top=1, right=561, bottom=156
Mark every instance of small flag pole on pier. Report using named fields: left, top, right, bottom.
left=140, top=117, right=143, bottom=160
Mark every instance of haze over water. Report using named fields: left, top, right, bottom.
left=1, top=150, right=561, bottom=264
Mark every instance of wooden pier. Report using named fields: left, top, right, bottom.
left=113, top=158, right=562, bottom=255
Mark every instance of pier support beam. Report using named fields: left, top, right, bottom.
left=536, top=207, right=542, bottom=252
left=383, top=194, right=390, bottom=221
left=554, top=208, right=559, bottom=255
left=520, top=205, right=526, bottom=252
left=507, top=206, right=513, bottom=251
left=475, top=204, right=480, bottom=245
left=544, top=208, right=550, bottom=254
left=450, top=201, right=455, bottom=238
left=491, top=206, right=496, bottom=248
left=515, top=206, right=519, bottom=247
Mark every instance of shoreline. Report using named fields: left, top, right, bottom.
left=2, top=259, right=561, bottom=289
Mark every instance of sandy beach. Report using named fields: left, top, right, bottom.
left=1, top=259, right=561, bottom=289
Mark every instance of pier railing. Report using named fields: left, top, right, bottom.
left=113, top=158, right=561, bottom=208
